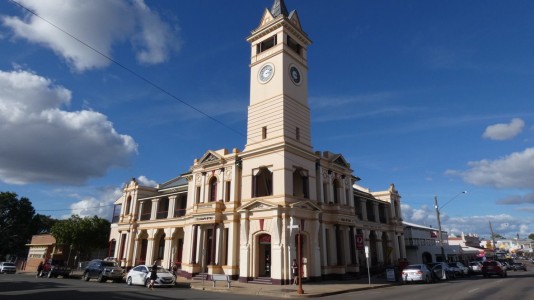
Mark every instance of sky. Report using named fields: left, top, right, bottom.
left=1, top=0, right=533, bottom=241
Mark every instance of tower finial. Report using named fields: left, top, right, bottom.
left=271, top=0, right=289, bottom=17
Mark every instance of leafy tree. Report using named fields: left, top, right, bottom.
left=51, top=215, right=111, bottom=260
left=0, top=192, right=36, bottom=260
left=529, top=233, right=534, bottom=240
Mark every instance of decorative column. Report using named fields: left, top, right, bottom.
left=168, top=195, right=177, bottom=219
left=150, top=199, right=158, bottom=220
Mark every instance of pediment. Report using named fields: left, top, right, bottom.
left=239, top=199, right=278, bottom=212
left=332, top=154, right=350, bottom=169
left=259, top=8, right=275, bottom=28
left=199, top=150, right=223, bottom=165
left=288, top=10, right=302, bottom=30
left=289, top=200, right=322, bottom=212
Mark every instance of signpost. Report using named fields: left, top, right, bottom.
left=365, top=246, right=370, bottom=285
left=287, top=217, right=303, bottom=295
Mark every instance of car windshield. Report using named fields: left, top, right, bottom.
left=405, top=265, right=422, bottom=270
left=3, top=263, right=15, bottom=266
left=102, top=262, right=116, bottom=267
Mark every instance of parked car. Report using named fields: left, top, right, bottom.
left=126, top=265, right=175, bottom=287
left=511, top=262, right=527, bottom=271
left=427, top=262, right=456, bottom=280
left=449, top=262, right=469, bottom=276
left=83, top=259, right=124, bottom=283
left=482, top=260, right=508, bottom=278
left=0, top=262, right=16, bottom=274
left=41, top=259, right=71, bottom=278
left=468, top=261, right=483, bottom=275
left=401, top=264, right=434, bottom=283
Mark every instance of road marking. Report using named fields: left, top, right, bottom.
left=467, top=288, right=479, bottom=293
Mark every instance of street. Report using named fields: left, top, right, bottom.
left=0, top=273, right=274, bottom=300
left=324, top=268, right=534, bottom=300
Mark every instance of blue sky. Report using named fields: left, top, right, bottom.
left=1, top=0, right=533, bottom=240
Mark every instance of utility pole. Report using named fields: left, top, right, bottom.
left=434, top=195, right=445, bottom=262
left=434, top=191, right=467, bottom=262
left=489, top=221, right=496, bottom=251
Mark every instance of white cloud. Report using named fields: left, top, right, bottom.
left=1, top=0, right=180, bottom=72
left=446, top=147, right=534, bottom=189
left=482, top=118, right=525, bottom=141
left=402, top=203, right=533, bottom=238
left=63, top=186, right=123, bottom=219
left=0, top=69, right=137, bottom=185
left=137, top=175, right=158, bottom=187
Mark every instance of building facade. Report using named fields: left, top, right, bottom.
left=109, top=0, right=404, bottom=285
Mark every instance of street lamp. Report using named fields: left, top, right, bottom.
left=434, top=191, right=467, bottom=262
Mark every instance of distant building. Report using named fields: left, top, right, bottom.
left=403, top=221, right=461, bottom=264
left=108, top=0, right=405, bottom=285
left=25, top=234, right=67, bottom=272
left=448, top=233, right=485, bottom=262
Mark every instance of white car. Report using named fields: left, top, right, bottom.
left=0, top=262, right=16, bottom=274
left=126, top=265, right=175, bottom=287
left=401, top=264, right=433, bottom=283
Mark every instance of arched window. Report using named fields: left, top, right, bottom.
left=209, top=176, right=218, bottom=202
left=124, top=196, right=132, bottom=215
left=253, top=167, right=273, bottom=197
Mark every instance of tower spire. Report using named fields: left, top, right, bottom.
left=271, top=0, right=289, bottom=17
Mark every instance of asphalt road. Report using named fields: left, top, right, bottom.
left=0, top=273, right=274, bottom=300
left=323, top=267, right=534, bottom=300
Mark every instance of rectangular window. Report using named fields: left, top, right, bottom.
left=257, top=35, right=277, bottom=54
left=287, top=35, right=301, bottom=55
left=195, top=186, right=201, bottom=203
left=296, top=127, right=300, bottom=141
left=262, top=126, right=267, bottom=139
left=225, top=182, right=231, bottom=202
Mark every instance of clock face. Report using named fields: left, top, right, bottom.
left=289, top=65, right=301, bottom=85
left=258, top=64, right=274, bottom=83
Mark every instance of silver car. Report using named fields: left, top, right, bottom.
left=401, top=264, right=433, bottom=283
left=0, top=262, right=16, bottom=274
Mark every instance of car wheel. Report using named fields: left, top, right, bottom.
left=83, top=272, right=91, bottom=281
left=425, top=275, right=430, bottom=284
left=126, top=277, right=133, bottom=286
left=145, top=278, right=150, bottom=287
left=47, top=271, right=52, bottom=278
left=98, top=273, right=106, bottom=283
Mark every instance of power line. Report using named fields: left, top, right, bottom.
left=8, top=0, right=247, bottom=140
left=37, top=204, right=114, bottom=212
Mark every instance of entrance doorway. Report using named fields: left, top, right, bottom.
left=258, top=234, right=271, bottom=277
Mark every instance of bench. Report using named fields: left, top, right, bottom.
left=211, top=274, right=231, bottom=288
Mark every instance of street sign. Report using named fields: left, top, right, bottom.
left=355, top=234, right=364, bottom=250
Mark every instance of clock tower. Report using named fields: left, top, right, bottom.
left=245, top=0, right=312, bottom=153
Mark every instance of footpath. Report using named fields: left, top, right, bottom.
left=20, top=271, right=396, bottom=298
left=180, top=276, right=395, bottom=298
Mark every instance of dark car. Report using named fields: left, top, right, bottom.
left=83, top=259, right=124, bottom=283
left=482, top=260, right=508, bottom=278
left=41, top=259, right=71, bottom=278
left=511, top=262, right=527, bottom=271
left=427, top=262, right=456, bottom=280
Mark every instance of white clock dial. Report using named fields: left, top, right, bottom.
left=258, top=64, right=274, bottom=83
